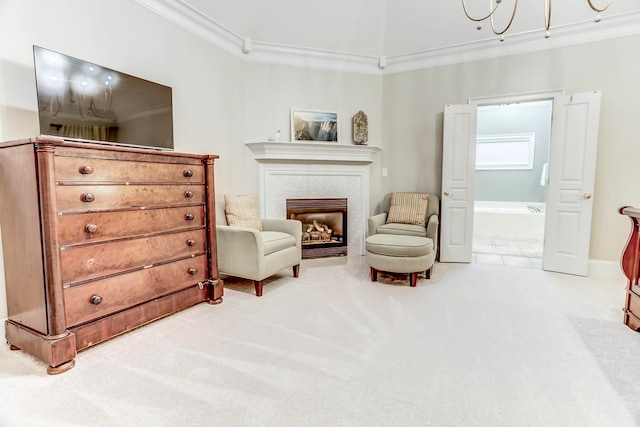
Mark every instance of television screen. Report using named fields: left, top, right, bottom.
left=33, top=45, right=174, bottom=150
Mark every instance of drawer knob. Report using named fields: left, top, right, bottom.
left=90, top=295, right=102, bottom=305
left=188, top=268, right=197, bottom=275
left=183, top=170, right=194, bottom=178
left=187, top=239, right=196, bottom=246
left=184, top=190, right=194, bottom=198
left=80, top=165, right=94, bottom=175
left=185, top=213, right=194, bottom=221
left=85, top=224, right=98, bottom=234
left=81, top=193, right=95, bottom=203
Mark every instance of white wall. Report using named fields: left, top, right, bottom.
left=382, top=34, right=640, bottom=263
left=241, top=61, right=384, bottom=211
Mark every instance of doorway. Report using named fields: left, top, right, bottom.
left=441, top=89, right=601, bottom=275
left=472, top=100, right=553, bottom=269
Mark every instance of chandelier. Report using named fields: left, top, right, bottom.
left=462, top=0, right=614, bottom=41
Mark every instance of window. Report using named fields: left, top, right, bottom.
left=475, top=133, right=535, bottom=170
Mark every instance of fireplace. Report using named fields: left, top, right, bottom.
left=286, top=198, right=348, bottom=259
left=247, top=142, right=381, bottom=257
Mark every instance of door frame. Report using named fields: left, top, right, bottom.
left=468, top=90, right=565, bottom=108
left=468, top=90, right=564, bottom=264
left=442, top=89, right=601, bottom=276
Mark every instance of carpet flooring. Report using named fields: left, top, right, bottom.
left=1, top=257, right=638, bottom=426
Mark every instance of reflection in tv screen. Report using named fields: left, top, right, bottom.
left=33, top=45, right=174, bottom=150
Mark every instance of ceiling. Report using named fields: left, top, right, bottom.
left=139, top=0, right=640, bottom=72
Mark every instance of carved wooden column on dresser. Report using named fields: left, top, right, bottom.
left=620, top=206, right=640, bottom=331
left=0, top=137, right=223, bottom=374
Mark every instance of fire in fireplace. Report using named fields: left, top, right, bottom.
left=286, top=198, right=347, bottom=259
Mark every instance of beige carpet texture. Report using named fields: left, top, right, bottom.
left=1, top=258, right=639, bottom=426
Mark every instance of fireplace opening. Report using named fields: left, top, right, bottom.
left=286, top=198, right=347, bottom=259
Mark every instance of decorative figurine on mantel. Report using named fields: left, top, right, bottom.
left=352, top=110, right=368, bottom=145
left=268, top=129, right=282, bottom=142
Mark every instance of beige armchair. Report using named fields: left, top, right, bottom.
left=365, top=193, right=439, bottom=285
left=217, top=217, right=302, bottom=297
left=368, top=192, right=440, bottom=250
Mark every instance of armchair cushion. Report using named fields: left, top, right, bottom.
left=377, top=222, right=428, bottom=238
left=224, top=194, right=262, bottom=231
left=262, top=231, right=297, bottom=255
left=386, top=192, right=428, bottom=226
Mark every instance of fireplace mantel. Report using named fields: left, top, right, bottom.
left=246, top=142, right=380, bottom=163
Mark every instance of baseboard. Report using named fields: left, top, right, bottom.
left=589, top=259, right=625, bottom=280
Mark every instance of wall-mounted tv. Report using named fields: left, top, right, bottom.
left=33, top=45, right=174, bottom=150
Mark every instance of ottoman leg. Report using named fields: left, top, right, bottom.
left=409, top=272, right=418, bottom=287
left=370, top=267, right=378, bottom=282
left=425, top=268, right=432, bottom=279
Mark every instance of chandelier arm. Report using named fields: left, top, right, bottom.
left=462, top=0, right=614, bottom=38
left=88, top=87, right=113, bottom=118
left=51, top=96, right=62, bottom=118
left=587, top=0, right=613, bottom=12
left=489, top=0, right=518, bottom=35
left=545, top=0, right=551, bottom=30
left=78, top=92, right=88, bottom=121
left=461, top=0, right=502, bottom=22
left=41, top=96, right=63, bottom=118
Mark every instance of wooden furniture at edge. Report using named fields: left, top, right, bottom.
left=0, top=137, right=223, bottom=374
left=619, top=206, right=640, bottom=331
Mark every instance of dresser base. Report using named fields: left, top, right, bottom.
left=5, top=321, right=77, bottom=373
left=6, top=283, right=220, bottom=373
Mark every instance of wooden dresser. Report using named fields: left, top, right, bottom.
left=619, top=206, right=640, bottom=331
left=0, top=137, right=223, bottom=374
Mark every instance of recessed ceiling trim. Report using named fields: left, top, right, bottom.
left=136, top=0, right=640, bottom=75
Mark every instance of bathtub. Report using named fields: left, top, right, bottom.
left=473, top=201, right=545, bottom=240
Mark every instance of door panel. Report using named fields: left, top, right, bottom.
left=543, top=91, right=601, bottom=276
left=440, top=104, right=477, bottom=262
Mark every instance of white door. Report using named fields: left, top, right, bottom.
left=543, top=91, right=602, bottom=276
left=440, top=104, right=477, bottom=262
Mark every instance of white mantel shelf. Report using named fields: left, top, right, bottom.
left=246, top=141, right=380, bottom=163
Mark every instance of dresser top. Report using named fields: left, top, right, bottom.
left=0, top=137, right=219, bottom=161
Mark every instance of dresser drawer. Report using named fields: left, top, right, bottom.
left=61, top=229, right=207, bottom=285
left=64, top=255, right=207, bottom=327
left=55, top=156, right=204, bottom=184
left=56, top=184, right=204, bottom=212
left=58, top=206, right=205, bottom=245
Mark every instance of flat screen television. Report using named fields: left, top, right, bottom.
left=33, top=45, right=174, bottom=150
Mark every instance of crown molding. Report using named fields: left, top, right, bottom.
left=384, top=10, right=640, bottom=74
left=134, top=0, right=383, bottom=74
left=134, top=0, right=244, bottom=58
left=246, top=42, right=382, bottom=75
left=135, top=1, right=640, bottom=75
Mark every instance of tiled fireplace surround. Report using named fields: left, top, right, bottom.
left=246, top=142, right=381, bottom=256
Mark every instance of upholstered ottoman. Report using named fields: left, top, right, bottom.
left=365, top=234, right=434, bottom=287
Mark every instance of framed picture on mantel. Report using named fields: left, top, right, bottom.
left=290, top=109, right=340, bottom=143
